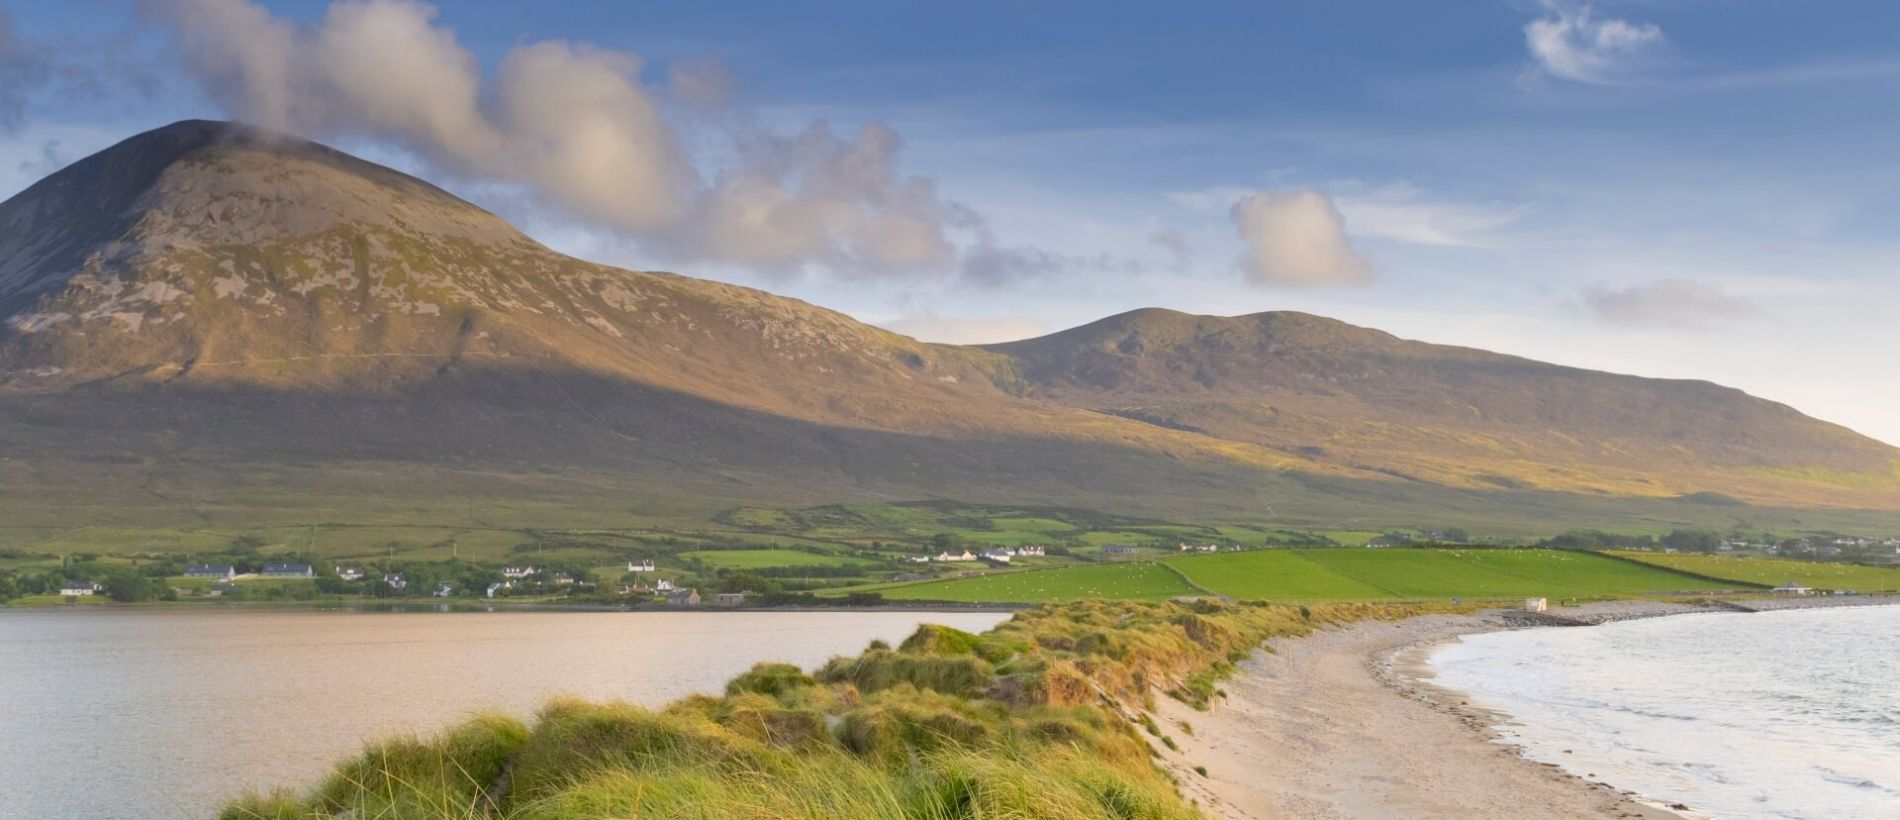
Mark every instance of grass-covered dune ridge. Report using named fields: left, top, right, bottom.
left=223, top=599, right=1432, bottom=819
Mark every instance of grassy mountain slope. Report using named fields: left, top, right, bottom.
left=989, top=308, right=1900, bottom=507
left=1, top=121, right=1895, bottom=537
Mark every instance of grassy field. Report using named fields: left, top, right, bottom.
left=679, top=549, right=879, bottom=569
left=877, top=548, right=1738, bottom=604
left=877, top=563, right=1200, bottom=603
left=1613, top=552, right=1900, bottom=591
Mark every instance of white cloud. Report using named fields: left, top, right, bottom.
left=1332, top=183, right=1525, bottom=248
left=143, top=0, right=968, bottom=277
left=1579, top=279, right=1761, bottom=329
left=1229, top=189, right=1371, bottom=286
left=1523, top=1, right=1665, bottom=85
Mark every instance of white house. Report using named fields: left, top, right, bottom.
left=907, top=555, right=932, bottom=563
left=1178, top=542, right=1219, bottom=553
left=502, top=566, right=537, bottom=579
left=980, top=549, right=1012, bottom=564
left=335, top=566, right=365, bottom=581
left=485, top=582, right=503, bottom=598
left=184, top=564, right=236, bottom=580
left=1017, top=545, right=1046, bottom=557
left=628, top=559, right=656, bottom=573
left=383, top=573, right=408, bottom=591
left=59, top=581, right=98, bottom=597
left=1523, top=597, right=1548, bottom=613
left=656, top=578, right=676, bottom=592
left=935, top=550, right=976, bottom=562
left=433, top=584, right=455, bottom=597
left=261, top=563, right=313, bottom=578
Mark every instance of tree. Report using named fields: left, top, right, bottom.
left=1661, top=529, right=1721, bottom=553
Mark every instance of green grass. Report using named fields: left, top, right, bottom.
left=862, top=548, right=1742, bottom=604
left=679, top=549, right=879, bottom=569
left=1613, top=551, right=1900, bottom=592
left=1172, top=548, right=1732, bottom=600
left=1163, top=551, right=1394, bottom=599
left=877, top=563, right=1199, bottom=603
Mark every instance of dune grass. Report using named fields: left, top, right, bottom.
left=221, top=599, right=1434, bottom=819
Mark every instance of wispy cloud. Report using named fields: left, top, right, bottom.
left=1230, top=190, right=1372, bottom=286
left=1522, top=1, right=1666, bottom=85
left=1333, top=183, right=1525, bottom=248
left=1579, top=279, right=1761, bottom=330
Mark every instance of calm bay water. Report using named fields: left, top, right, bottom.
left=1430, top=605, right=1900, bottom=819
left=0, top=607, right=1009, bottom=819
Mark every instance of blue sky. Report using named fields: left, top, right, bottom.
left=3, top=0, right=1898, bottom=444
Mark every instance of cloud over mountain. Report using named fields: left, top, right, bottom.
left=1581, top=279, right=1761, bottom=329
left=143, top=0, right=969, bottom=276
left=1229, top=190, right=1371, bottom=286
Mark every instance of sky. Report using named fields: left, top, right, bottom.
left=1, top=0, right=1897, bottom=445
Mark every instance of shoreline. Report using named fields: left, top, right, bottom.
left=1151, top=595, right=1898, bottom=819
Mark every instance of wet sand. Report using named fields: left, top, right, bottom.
left=1145, top=606, right=1698, bottom=820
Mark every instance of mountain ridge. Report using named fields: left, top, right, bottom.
left=1, top=120, right=1895, bottom=531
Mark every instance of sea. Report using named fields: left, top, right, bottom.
left=1429, top=604, right=1900, bottom=819
left=0, top=607, right=1010, bottom=819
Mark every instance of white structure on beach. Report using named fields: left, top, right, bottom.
left=1523, top=597, right=1548, bottom=613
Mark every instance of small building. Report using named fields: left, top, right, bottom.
left=1771, top=581, right=1812, bottom=596
left=433, top=584, right=455, bottom=598
left=383, top=573, right=408, bottom=591
left=1102, top=545, right=1139, bottom=555
left=627, top=559, right=656, bottom=573
left=713, top=591, right=749, bottom=607
left=335, top=566, right=365, bottom=581
left=665, top=587, right=701, bottom=606
left=1016, top=545, right=1046, bottom=557
left=980, top=549, right=1012, bottom=564
left=655, top=578, right=676, bottom=592
left=1178, top=542, right=1219, bottom=553
left=59, top=581, right=98, bottom=597
left=1524, top=597, right=1548, bottom=613
left=261, top=563, right=313, bottom=578
left=907, top=554, right=932, bottom=563
left=486, top=582, right=504, bottom=598
left=184, top=564, right=236, bottom=580
left=935, top=550, right=976, bottom=562
left=501, top=566, right=537, bottom=579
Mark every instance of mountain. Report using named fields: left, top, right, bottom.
left=1, top=121, right=1895, bottom=535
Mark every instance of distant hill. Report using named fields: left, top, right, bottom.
left=1, top=121, right=1895, bottom=536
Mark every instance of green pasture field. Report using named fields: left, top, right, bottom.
left=1612, top=551, right=1900, bottom=592
left=876, top=563, right=1199, bottom=603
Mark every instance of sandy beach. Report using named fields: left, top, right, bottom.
left=1146, top=603, right=1717, bottom=820
left=1147, top=595, right=1899, bottom=819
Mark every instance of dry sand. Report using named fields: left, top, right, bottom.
left=1146, top=607, right=1695, bottom=820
